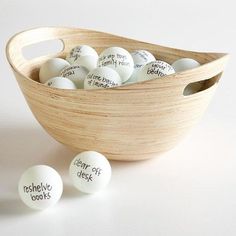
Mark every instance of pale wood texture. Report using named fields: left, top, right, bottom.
left=6, top=27, right=229, bottom=161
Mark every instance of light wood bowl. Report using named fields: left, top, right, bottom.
left=6, top=27, right=229, bottom=161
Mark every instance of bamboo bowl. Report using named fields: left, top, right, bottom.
left=6, top=27, right=229, bottom=161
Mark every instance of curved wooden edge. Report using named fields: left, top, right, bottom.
left=6, top=26, right=230, bottom=93
left=116, top=53, right=229, bottom=95
left=146, top=53, right=229, bottom=86
left=6, top=27, right=65, bottom=71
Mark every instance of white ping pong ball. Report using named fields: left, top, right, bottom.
left=39, top=58, right=70, bottom=83
left=18, top=165, right=63, bottom=210
left=98, top=47, right=134, bottom=83
left=60, top=65, right=88, bottom=88
left=45, top=77, right=77, bottom=89
left=131, top=50, right=155, bottom=69
left=84, top=67, right=121, bottom=89
left=74, top=55, right=98, bottom=72
left=137, top=60, right=175, bottom=82
left=69, top=151, right=112, bottom=194
left=124, top=68, right=140, bottom=84
left=124, top=50, right=155, bottom=84
left=172, top=58, right=200, bottom=72
left=66, top=45, right=98, bottom=65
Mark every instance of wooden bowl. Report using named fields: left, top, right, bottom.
left=6, top=27, right=229, bottom=161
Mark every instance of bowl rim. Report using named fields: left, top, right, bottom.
left=5, top=26, right=230, bottom=93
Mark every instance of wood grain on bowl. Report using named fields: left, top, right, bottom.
left=6, top=27, right=229, bottom=161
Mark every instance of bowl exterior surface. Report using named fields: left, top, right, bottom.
left=7, top=27, right=229, bottom=160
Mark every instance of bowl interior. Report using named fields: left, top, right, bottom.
left=15, top=28, right=221, bottom=89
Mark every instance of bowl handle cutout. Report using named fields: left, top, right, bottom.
left=183, top=72, right=222, bottom=96
left=21, top=39, right=64, bottom=60
left=6, top=27, right=70, bottom=69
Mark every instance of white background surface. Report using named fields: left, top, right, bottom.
left=0, top=0, right=236, bottom=235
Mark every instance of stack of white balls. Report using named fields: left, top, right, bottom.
left=39, top=45, right=201, bottom=93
